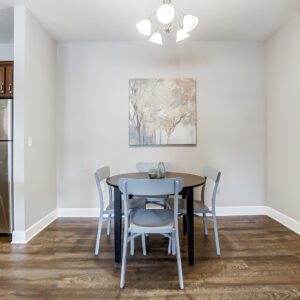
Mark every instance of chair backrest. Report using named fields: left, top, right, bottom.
left=94, top=166, right=112, bottom=212
left=136, top=162, right=172, bottom=172
left=118, top=178, right=183, bottom=223
left=201, top=166, right=221, bottom=211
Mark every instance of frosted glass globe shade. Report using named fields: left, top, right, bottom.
left=149, top=32, right=163, bottom=45
left=156, top=4, right=175, bottom=24
left=176, top=29, right=190, bottom=42
left=136, top=19, right=151, bottom=36
left=183, top=15, right=198, bottom=32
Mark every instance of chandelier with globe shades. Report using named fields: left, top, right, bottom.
left=136, top=0, right=198, bottom=45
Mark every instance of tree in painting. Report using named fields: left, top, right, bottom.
left=129, top=78, right=196, bottom=145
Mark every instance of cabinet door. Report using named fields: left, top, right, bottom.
left=0, top=66, right=5, bottom=95
left=5, top=64, right=13, bottom=96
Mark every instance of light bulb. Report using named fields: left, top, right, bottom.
left=183, top=15, right=198, bottom=32
left=156, top=4, right=175, bottom=24
left=136, top=19, right=152, bottom=36
left=149, top=32, right=163, bottom=45
left=176, top=29, right=190, bottom=42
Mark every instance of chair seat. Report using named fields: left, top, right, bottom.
left=168, top=198, right=211, bottom=213
left=105, top=197, right=146, bottom=214
left=134, top=194, right=168, bottom=199
left=130, top=209, right=174, bottom=233
left=128, top=197, right=147, bottom=209
left=134, top=195, right=168, bottom=204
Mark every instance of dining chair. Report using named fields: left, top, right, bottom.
left=171, top=167, right=221, bottom=256
left=118, top=177, right=184, bottom=289
left=94, top=166, right=146, bottom=255
left=136, top=162, right=171, bottom=208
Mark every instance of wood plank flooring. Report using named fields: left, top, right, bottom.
left=0, top=216, right=299, bottom=299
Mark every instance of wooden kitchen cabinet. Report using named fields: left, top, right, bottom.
left=0, top=61, right=14, bottom=97
left=0, top=65, right=5, bottom=95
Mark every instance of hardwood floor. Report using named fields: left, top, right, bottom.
left=0, top=216, right=299, bottom=299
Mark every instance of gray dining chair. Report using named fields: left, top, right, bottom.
left=94, top=166, right=146, bottom=255
left=171, top=166, right=221, bottom=256
left=136, top=162, right=172, bottom=208
left=118, top=177, right=184, bottom=289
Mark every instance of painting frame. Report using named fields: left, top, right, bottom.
left=129, top=78, right=197, bottom=146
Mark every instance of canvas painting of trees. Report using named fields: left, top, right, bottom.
left=129, top=78, right=196, bottom=145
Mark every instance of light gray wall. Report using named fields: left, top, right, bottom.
left=56, top=41, right=266, bottom=209
left=13, top=6, right=26, bottom=231
left=24, top=8, right=57, bottom=229
left=13, top=6, right=57, bottom=231
left=265, top=12, right=300, bottom=222
left=0, top=43, right=13, bottom=60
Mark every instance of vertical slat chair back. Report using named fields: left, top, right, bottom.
left=202, top=166, right=221, bottom=212
left=94, top=166, right=112, bottom=213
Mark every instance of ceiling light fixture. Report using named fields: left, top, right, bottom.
left=149, top=32, right=163, bottom=45
left=136, top=0, right=198, bottom=46
left=136, top=19, right=152, bottom=36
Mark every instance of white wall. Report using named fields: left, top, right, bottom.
left=265, top=12, right=300, bottom=222
left=56, top=41, right=266, bottom=209
left=0, top=43, right=13, bottom=60
left=13, top=6, right=57, bottom=234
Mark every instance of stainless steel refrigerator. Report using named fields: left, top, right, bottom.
left=0, top=99, right=13, bottom=234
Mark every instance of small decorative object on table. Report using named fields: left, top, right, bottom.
left=148, top=167, right=157, bottom=179
left=157, top=162, right=166, bottom=178
left=147, top=162, right=166, bottom=179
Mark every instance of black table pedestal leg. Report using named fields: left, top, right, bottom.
left=181, top=189, right=187, bottom=235
left=114, top=187, right=122, bottom=263
left=183, top=215, right=187, bottom=235
left=186, top=188, right=194, bottom=266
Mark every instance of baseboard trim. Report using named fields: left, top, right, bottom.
left=11, top=206, right=299, bottom=244
left=57, top=208, right=99, bottom=218
left=11, top=209, right=57, bottom=244
left=266, top=206, right=300, bottom=235
left=215, top=206, right=266, bottom=216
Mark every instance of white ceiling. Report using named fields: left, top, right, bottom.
left=0, top=0, right=300, bottom=42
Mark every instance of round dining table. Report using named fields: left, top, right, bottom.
left=106, top=172, right=205, bottom=266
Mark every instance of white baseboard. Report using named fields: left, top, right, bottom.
left=266, top=206, right=300, bottom=235
left=11, top=206, right=299, bottom=244
left=57, top=207, right=266, bottom=218
left=215, top=206, right=266, bottom=216
left=12, top=209, right=57, bottom=244
left=57, top=208, right=99, bottom=218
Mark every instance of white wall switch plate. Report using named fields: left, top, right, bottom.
left=28, top=136, right=33, bottom=147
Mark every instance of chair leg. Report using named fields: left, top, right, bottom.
left=175, top=229, right=184, bottom=289
left=120, top=227, right=128, bottom=288
left=107, top=214, right=111, bottom=236
left=212, top=214, right=220, bottom=256
left=168, top=238, right=171, bottom=254
left=172, top=231, right=176, bottom=255
left=203, top=213, right=208, bottom=236
left=130, top=233, right=134, bottom=256
left=95, top=214, right=103, bottom=255
left=142, top=234, right=147, bottom=255
left=182, top=215, right=187, bottom=235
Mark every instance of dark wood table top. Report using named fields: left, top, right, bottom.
left=106, top=172, right=205, bottom=189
